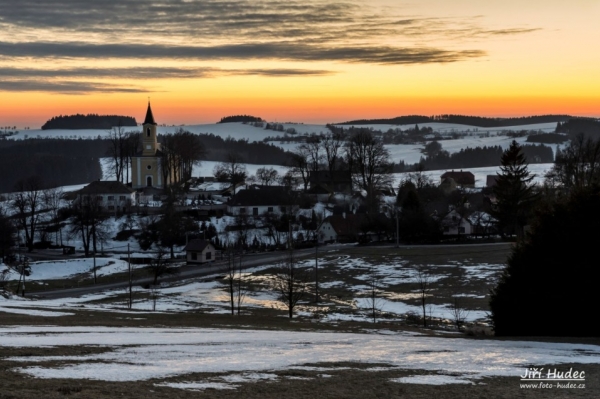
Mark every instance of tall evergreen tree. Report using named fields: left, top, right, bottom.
left=489, top=187, right=600, bottom=336
left=492, top=141, right=538, bottom=238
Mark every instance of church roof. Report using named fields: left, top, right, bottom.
left=185, top=239, right=213, bottom=252
left=144, top=102, right=157, bottom=125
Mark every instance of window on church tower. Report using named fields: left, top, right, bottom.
left=146, top=128, right=151, bottom=137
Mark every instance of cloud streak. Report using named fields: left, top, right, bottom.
left=0, top=66, right=333, bottom=79
left=0, top=66, right=335, bottom=93
left=0, top=41, right=485, bottom=65
left=0, top=80, right=146, bottom=94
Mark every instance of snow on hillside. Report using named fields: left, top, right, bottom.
left=1, top=326, right=599, bottom=385
left=10, top=121, right=559, bottom=149
left=7, top=122, right=330, bottom=143
left=10, top=120, right=562, bottom=176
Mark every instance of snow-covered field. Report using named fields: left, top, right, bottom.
left=1, top=325, right=599, bottom=387
left=1, top=251, right=499, bottom=322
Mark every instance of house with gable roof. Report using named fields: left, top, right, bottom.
left=76, top=180, right=136, bottom=213
left=227, top=187, right=298, bottom=216
left=184, top=239, right=216, bottom=264
left=318, top=213, right=365, bottom=243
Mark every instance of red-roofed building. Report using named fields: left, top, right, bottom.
left=440, top=170, right=475, bottom=188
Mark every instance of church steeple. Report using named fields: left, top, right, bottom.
left=144, top=102, right=157, bottom=125
left=142, top=102, right=159, bottom=156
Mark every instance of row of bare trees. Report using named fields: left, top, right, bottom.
left=106, top=126, right=141, bottom=184
left=9, top=177, right=65, bottom=252
left=160, top=129, right=206, bottom=186
left=288, top=129, right=392, bottom=211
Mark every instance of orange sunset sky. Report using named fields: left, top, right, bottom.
left=0, top=0, right=599, bottom=128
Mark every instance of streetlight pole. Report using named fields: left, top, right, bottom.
left=315, top=238, right=319, bottom=303
left=396, top=208, right=400, bottom=248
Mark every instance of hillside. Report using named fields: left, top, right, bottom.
left=338, top=114, right=573, bottom=128
left=41, top=114, right=137, bottom=130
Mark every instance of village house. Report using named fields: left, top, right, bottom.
left=227, top=187, right=298, bottom=216
left=318, top=213, right=365, bottom=243
left=184, top=239, right=216, bottom=264
left=76, top=181, right=136, bottom=212
left=440, top=209, right=473, bottom=236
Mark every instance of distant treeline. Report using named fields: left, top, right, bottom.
left=526, top=133, right=569, bottom=144
left=0, top=138, right=106, bottom=193
left=556, top=118, right=600, bottom=138
left=338, top=114, right=573, bottom=128
left=218, top=115, right=264, bottom=124
left=42, top=114, right=137, bottom=130
left=196, top=134, right=291, bottom=165
left=393, top=144, right=554, bottom=173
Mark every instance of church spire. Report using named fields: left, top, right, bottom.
left=144, top=102, right=157, bottom=125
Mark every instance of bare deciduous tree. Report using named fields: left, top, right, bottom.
left=365, top=265, right=384, bottom=323
left=106, top=124, right=127, bottom=183
left=322, top=131, right=346, bottom=188
left=256, top=167, right=279, bottom=186
left=346, top=130, right=393, bottom=212
left=449, top=297, right=469, bottom=331
left=43, top=187, right=64, bottom=246
left=147, top=246, right=177, bottom=285
left=414, top=265, right=431, bottom=328
left=288, top=152, right=310, bottom=191
left=224, top=249, right=237, bottom=315
left=11, top=176, right=45, bottom=252
left=69, top=194, right=107, bottom=258
left=214, top=151, right=247, bottom=189
left=546, top=133, right=600, bottom=192
left=272, top=249, right=309, bottom=319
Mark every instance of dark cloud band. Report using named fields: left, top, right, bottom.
left=0, top=41, right=484, bottom=65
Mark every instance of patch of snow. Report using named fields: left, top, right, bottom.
left=0, top=306, right=74, bottom=317
left=157, top=381, right=237, bottom=391
left=391, top=374, right=475, bottom=385
left=3, top=326, right=599, bottom=384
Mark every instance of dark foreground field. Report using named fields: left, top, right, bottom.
left=1, top=243, right=599, bottom=398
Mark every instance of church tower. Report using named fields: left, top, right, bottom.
left=131, top=102, right=168, bottom=189
left=142, top=102, right=160, bottom=155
